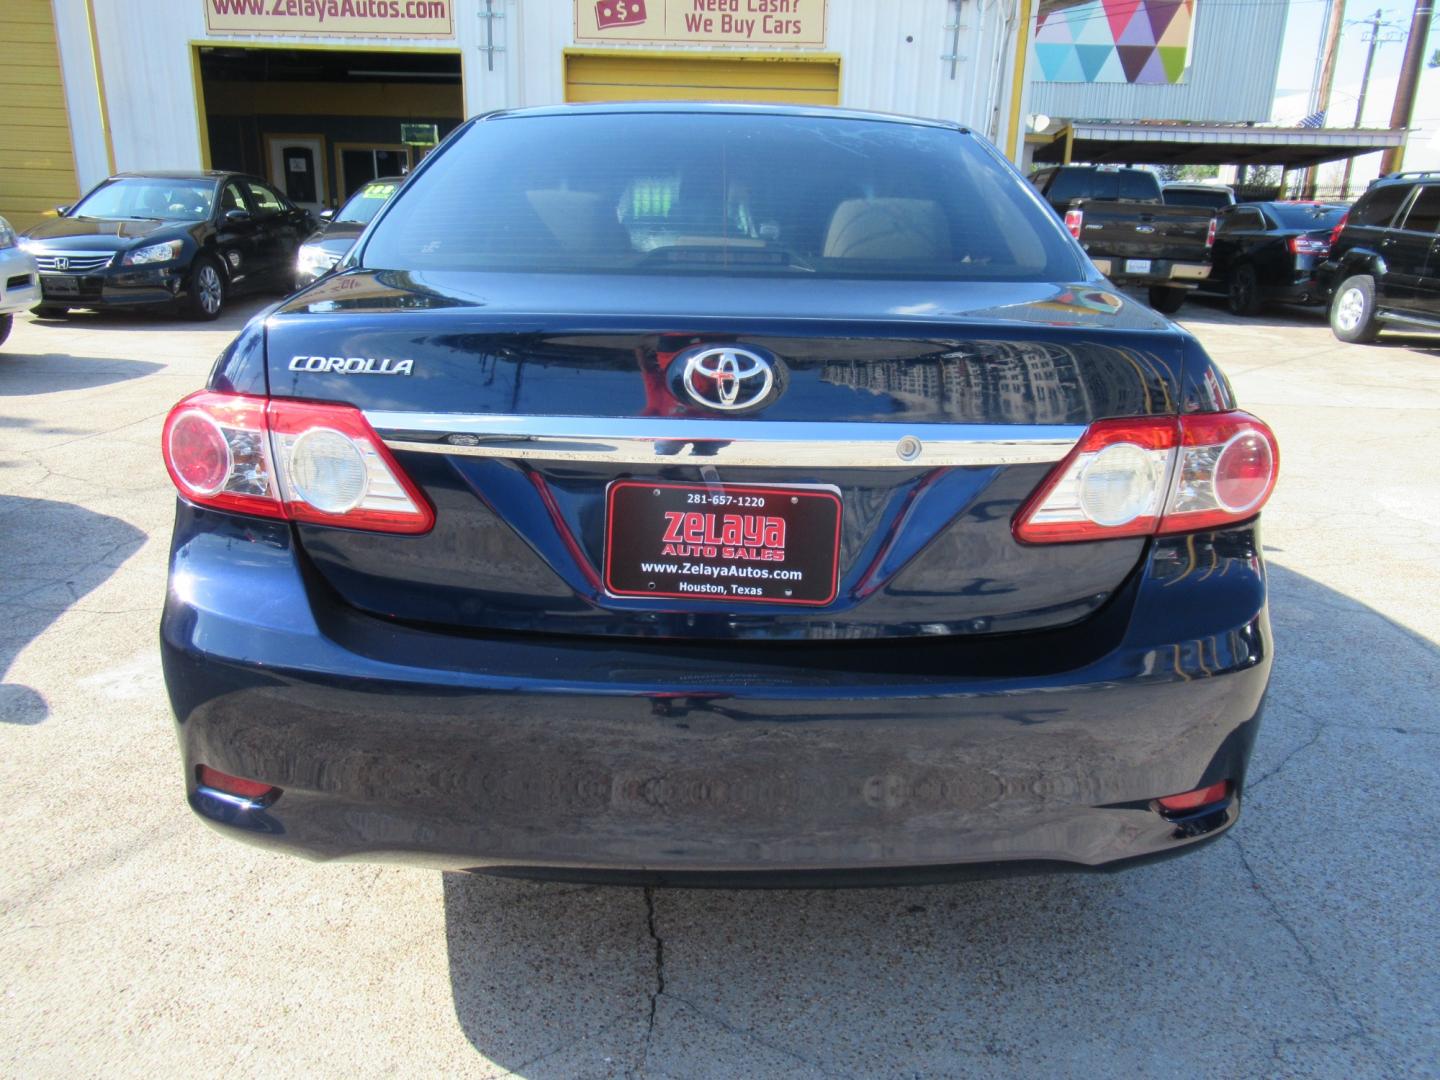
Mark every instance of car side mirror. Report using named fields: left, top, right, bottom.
left=320, top=208, right=335, bottom=220
left=224, top=209, right=251, bottom=223
left=54, top=205, right=70, bottom=216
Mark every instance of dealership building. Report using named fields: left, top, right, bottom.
left=4, top=0, right=1412, bottom=230
left=5, top=0, right=1042, bottom=228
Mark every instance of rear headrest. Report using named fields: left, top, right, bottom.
left=823, top=198, right=950, bottom=261
left=524, top=189, right=632, bottom=254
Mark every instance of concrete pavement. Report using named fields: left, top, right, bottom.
left=1, top=296, right=1436, bottom=1078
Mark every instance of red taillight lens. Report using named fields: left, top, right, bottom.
left=1155, top=780, right=1230, bottom=814
left=1013, top=411, right=1278, bottom=544
left=1287, top=235, right=1328, bottom=256
left=1205, top=217, right=1217, bottom=248
left=196, top=765, right=279, bottom=802
left=1328, top=211, right=1348, bottom=248
left=161, top=391, right=434, bottom=534
left=1158, top=411, right=1278, bottom=534
left=1064, top=208, right=1084, bottom=239
left=167, top=411, right=230, bottom=495
left=161, top=393, right=284, bottom=520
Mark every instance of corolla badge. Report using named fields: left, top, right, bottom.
left=677, top=346, right=778, bottom=411
left=289, top=355, right=413, bottom=375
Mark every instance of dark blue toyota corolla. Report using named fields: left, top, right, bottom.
left=160, top=104, right=1277, bottom=885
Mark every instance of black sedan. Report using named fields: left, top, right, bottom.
left=294, top=177, right=403, bottom=287
left=22, top=171, right=312, bottom=320
left=1200, top=201, right=1349, bottom=315
left=159, top=104, right=1278, bottom=885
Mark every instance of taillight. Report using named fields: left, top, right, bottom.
left=1328, top=211, right=1348, bottom=248
left=1064, top=208, right=1084, bottom=239
left=1288, top=235, right=1328, bottom=256
left=1205, top=217, right=1217, bottom=248
left=1013, top=411, right=1278, bottom=544
left=161, top=391, right=434, bottom=534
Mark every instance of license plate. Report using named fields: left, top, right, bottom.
left=604, top=481, right=841, bottom=605
left=1126, top=259, right=1153, bottom=275
left=42, top=275, right=79, bottom=295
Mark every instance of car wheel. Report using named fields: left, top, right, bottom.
left=1227, top=264, right=1263, bottom=316
left=32, top=304, right=69, bottom=319
left=1147, top=285, right=1187, bottom=315
left=1330, top=274, right=1379, bottom=343
left=186, top=256, right=225, bottom=321
left=0, top=313, right=11, bottom=347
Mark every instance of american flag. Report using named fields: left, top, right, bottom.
left=1298, top=110, right=1326, bottom=128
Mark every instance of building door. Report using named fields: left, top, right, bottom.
left=336, top=145, right=412, bottom=201
left=267, top=135, right=327, bottom=216
left=564, top=52, right=840, bottom=105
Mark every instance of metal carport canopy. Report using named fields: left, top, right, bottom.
left=1033, top=122, right=1408, bottom=168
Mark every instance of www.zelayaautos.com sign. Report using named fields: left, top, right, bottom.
left=204, top=0, right=455, bottom=38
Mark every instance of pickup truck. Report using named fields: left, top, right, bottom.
left=1029, top=165, right=1217, bottom=313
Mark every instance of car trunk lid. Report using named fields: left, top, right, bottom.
left=264, top=270, right=1184, bottom=640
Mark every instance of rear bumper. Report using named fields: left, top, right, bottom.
left=1089, top=258, right=1211, bottom=285
left=161, top=509, right=1271, bottom=882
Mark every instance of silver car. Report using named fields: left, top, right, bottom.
left=0, top=216, right=38, bottom=347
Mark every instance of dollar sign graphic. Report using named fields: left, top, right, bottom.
left=615, top=0, right=629, bottom=20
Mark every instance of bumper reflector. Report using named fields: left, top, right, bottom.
left=1155, top=780, right=1231, bottom=814
left=197, top=765, right=279, bottom=804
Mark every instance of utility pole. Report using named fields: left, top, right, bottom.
left=1341, top=9, right=1396, bottom=197
left=1304, top=0, right=1348, bottom=198
left=1380, top=0, right=1437, bottom=173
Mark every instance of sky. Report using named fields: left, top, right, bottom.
left=1271, top=0, right=1439, bottom=183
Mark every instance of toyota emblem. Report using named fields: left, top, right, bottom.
left=676, top=346, right=778, bottom=412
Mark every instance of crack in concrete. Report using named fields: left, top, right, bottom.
left=665, top=994, right=839, bottom=1076
left=1227, top=832, right=1381, bottom=1058
left=642, top=885, right=666, bottom=1059
left=1247, top=719, right=1326, bottom=792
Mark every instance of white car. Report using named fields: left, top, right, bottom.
left=0, top=215, right=38, bottom=347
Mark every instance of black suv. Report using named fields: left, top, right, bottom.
left=1320, top=172, right=1440, bottom=342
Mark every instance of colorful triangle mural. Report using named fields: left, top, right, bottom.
left=1033, top=0, right=1194, bottom=84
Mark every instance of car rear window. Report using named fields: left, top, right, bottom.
left=1266, top=203, right=1347, bottom=228
left=1163, top=188, right=1233, bottom=210
left=360, top=112, right=1085, bottom=282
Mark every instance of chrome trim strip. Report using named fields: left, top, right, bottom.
left=367, top=413, right=1085, bottom=468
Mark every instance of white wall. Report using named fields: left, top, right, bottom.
left=56, top=0, right=1025, bottom=179
left=51, top=0, right=110, bottom=193
left=505, top=0, right=1019, bottom=136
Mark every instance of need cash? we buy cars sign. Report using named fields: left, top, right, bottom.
left=576, top=0, right=827, bottom=46
left=205, top=0, right=455, bottom=39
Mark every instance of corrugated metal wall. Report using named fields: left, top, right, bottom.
left=59, top=0, right=1026, bottom=181
left=1028, top=0, right=1288, bottom=123
left=512, top=0, right=1019, bottom=136
left=2, top=0, right=81, bottom=229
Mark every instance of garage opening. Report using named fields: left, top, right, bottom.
left=194, top=46, right=463, bottom=215
left=564, top=51, right=840, bottom=106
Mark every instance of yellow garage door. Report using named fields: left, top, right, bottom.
left=1, top=0, right=80, bottom=230
left=565, top=52, right=840, bottom=106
